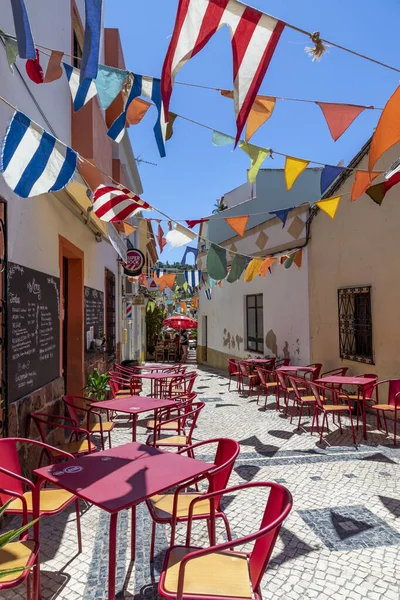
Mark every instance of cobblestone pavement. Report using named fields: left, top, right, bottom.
left=2, top=362, right=400, bottom=599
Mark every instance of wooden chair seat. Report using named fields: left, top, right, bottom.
left=147, top=434, right=187, bottom=447
left=51, top=439, right=96, bottom=457
left=370, top=404, right=395, bottom=411
left=161, top=545, right=252, bottom=598
left=287, top=386, right=306, bottom=393
left=146, top=419, right=179, bottom=430
left=324, top=405, right=353, bottom=411
left=0, top=541, right=37, bottom=583
left=149, top=493, right=211, bottom=520
left=7, top=489, right=74, bottom=513
left=297, top=395, right=318, bottom=403
left=90, top=421, right=114, bottom=433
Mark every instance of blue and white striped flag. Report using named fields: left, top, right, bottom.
left=63, top=63, right=98, bottom=112
left=0, top=112, right=77, bottom=198
left=108, top=74, right=167, bottom=156
left=153, top=269, right=165, bottom=278
left=204, top=288, right=212, bottom=300
left=184, top=270, right=202, bottom=288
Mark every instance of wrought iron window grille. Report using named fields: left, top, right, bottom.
left=338, top=286, right=373, bottom=364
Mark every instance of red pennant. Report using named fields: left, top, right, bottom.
left=185, top=219, right=208, bottom=229
left=157, top=224, right=167, bottom=253
left=26, top=49, right=44, bottom=84
left=316, top=103, right=366, bottom=141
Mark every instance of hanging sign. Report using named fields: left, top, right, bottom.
left=122, top=249, right=145, bottom=276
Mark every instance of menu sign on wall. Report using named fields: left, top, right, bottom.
left=7, top=263, right=60, bottom=403
left=84, top=286, right=104, bottom=352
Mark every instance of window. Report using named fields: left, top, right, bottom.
left=246, top=294, right=264, bottom=353
left=338, top=287, right=373, bottom=364
left=105, top=269, right=116, bottom=359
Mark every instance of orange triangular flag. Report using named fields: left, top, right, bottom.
left=159, top=280, right=167, bottom=291
left=351, top=171, right=380, bottom=202
left=220, top=90, right=276, bottom=142
left=317, top=103, right=366, bottom=142
left=122, top=222, right=137, bottom=235
left=260, top=257, right=276, bottom=277
left=294, top=248, right=303, bottom=268
left=217, top=280, right=223, bottom=288
left=225, top=216, right=249, bottom=237
left=163, top=274, right=176, bottom=290
left=126, top=97, right=152, bottom=125
left=113, top=222, right=124, bottom=233
left=369, top=86, right=400, bottom=172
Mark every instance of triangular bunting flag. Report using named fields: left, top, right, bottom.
left=351, top=171, right=380, bottom=202
left=239, top=142, right=269, bottom=184
left=63, top=63, right=97, bottom=112
left=0, top=30, right=19, bottom=72
left=80, top=0, right=102, bottom=81
left=244, top=258, right=263, bottom=282
left=207, top=243, right=228, bottom=280
left=284, top=253, right=296, bottom=269
left=186, top=218, right=208, bottom=229
left=260, top=256, right=276, bottom=277
left=126, top=97, right=152, bottom=125
left=226, top=254, right=247, bottom=283
left=166, top=224, right=196, bottom=248
left=163, top=273, right=176, bottom=289
left=221, top=90, right=276, bottom=142
left=365, top=171, right=400, bottom=205
left=369, top=85, right=400, bottom=172
left=212, top=130, right=235, bottom=146
left=316, top=196, right=341, bottom=219
left=320, top=165, right=346, bottom=194
left=284, top=157, right=309, bottom=191
left=294, top=248, right=303, bottom=268
left=225, top=216, right=249, bottom=237
left=157, top=224, right=167, bottom=253
left=316, top=102, right=366, bottom=141
left=122, top=222, right=137, bottom=236
left=166, top=113, right=178, bottom=141
left=269, top=208, right=294, bottom=228
left=95, top=64, right=129, bottom=109
left=10, top=0, right=35, bottom=59
left=44, top=50, right=64, bottom=82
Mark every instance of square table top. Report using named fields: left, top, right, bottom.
left=34, top=442, right=213, bottom=513
left=244, top=359, right=272, bottom=364
left=92, top=395, right=177, bottom=414
left=316, top=376, right=377, bottom=386
left=134, top=372, right=178, bottom=380
left=277, top=366, right=314, bottom=372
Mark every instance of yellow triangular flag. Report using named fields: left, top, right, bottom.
left=244, top=258, right=263, bottom=282
left=316, top=196, right=341, bottom=219
left=239, top=142, right=269, bottom=184
left=284, top=156, right=309, bottom=191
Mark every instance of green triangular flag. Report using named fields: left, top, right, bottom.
left=284, top=254, right=296, bottom=269
left=176, top=273, right=185, bottom=287
left=183, top=281, right=189, bottom=292
left=227, top=254, right=247, bottom=283
left=207, top=243, right=227, bottom=280
left=0, top=31, right=18, bottom=72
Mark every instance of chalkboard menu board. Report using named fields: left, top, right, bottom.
left=7, top=262, right=60, bottom=403
left=84, top=286, right=104, bottom=352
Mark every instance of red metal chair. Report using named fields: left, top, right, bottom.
left=168, top=372, right=197, bottom=399
left=238, top=361, right=259, bottom=396
left=0, top=487, right=40, bottom=600
left=146, top=438, right=240, bottom=561
left=0, top=438, right=82, bottom=555
left=227, top=358, right=239, bottom=391
left=263, top=357, right=276, bottom=370
left=146, top=393, right=198, bottom=433
left=370, top=379, right=400, bottom=445
left=309, top=382, right=356, bottom=444
left=321, top=367, right=349, bottom=378
left=158, top=481, right=292, bottom=600
left=287, top=375, right=318, bottom=431
left=63, top=395, right=114, bottom=451
left=146, top=402, right=205, bottom=451
left=275, top=358, right=291, bottom=368
left=109, top=371, right=142, bottom=396
left=255, top=367, right=279, bottom=407
left=275, top=369, right=306, bottom=414
left=31, top=412, right=96, bottom=465
left=305, top=363, right=323, bottom=380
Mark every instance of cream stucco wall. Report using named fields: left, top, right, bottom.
left=309, top=141, right=400, bottom=378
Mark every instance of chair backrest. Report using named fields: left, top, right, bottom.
left=356, top=373, right=378, bottom=399
left=373, top=378, right=400, bottom=406
left=275, top=369, right=289, bottom=392
left=155, top=402, right=205, bottom=445
left=321, top=367, right=348, bottom=378
left=63, top=395, right=89, bottom=428
left=228, top=358, right=238, bottom=375
left=0, top=438, right=23, bottom=503
left=307, top=363, right=323, bottom=380
left=209, top=438, right=240, bottom=506
left=275, top=358, right=290, bottom=368
left=287, top=375, right=307, bottom=401
left=309, top=381, right=329, bottom=409
left=238, top=361, right=250, bottom=377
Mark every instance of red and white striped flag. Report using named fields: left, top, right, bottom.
left=92, top=185, right=151, bottom=222
left=161, top=0, right=284, bottom=145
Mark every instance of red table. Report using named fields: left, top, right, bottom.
left=33, top=442, right=213, bottom=600
left=134, top=365, right=176, bottom=372
left=316, top=376, right=377, bottom=439
left=93, top=395, right=177, bottom=441
left=277, top=366, right=314, bottom=373
left=134, top=372, right=178, bottom=397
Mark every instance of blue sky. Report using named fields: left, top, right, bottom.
left=105, top=0, right=400, bottom=262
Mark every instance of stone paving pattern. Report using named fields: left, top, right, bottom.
left=2, top=361, right=400, bottom=599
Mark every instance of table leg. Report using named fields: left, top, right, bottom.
left=131, top=505, right=136, bottom=562
left=132, top=414, right=137, bottom=442
left=363, top=394, right=367, bottom=440
left=33, top=480, right=42, bottom=600
left=108, top=513, right=118, bottom=600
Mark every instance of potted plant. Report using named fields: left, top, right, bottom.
left=84, top=368, right=111, bottom=401
left=0, top=500, right=37, bottom=580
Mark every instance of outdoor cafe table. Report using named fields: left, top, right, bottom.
left=33, top=442, right=213, bottom=600
left=134, top=364, right=176, bottom=372
left=277, top=366, right=315, bottom=373
left=316, top=376, right=377, bottom=440
left=133, top=371, right=178, bottom=397
left=93, top=395, right=177, bottom=441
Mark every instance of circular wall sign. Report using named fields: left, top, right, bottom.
left=123, top=249, right=145, bottom=276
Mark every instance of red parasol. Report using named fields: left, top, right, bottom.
left=163, top=315, right=198, bottom=329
